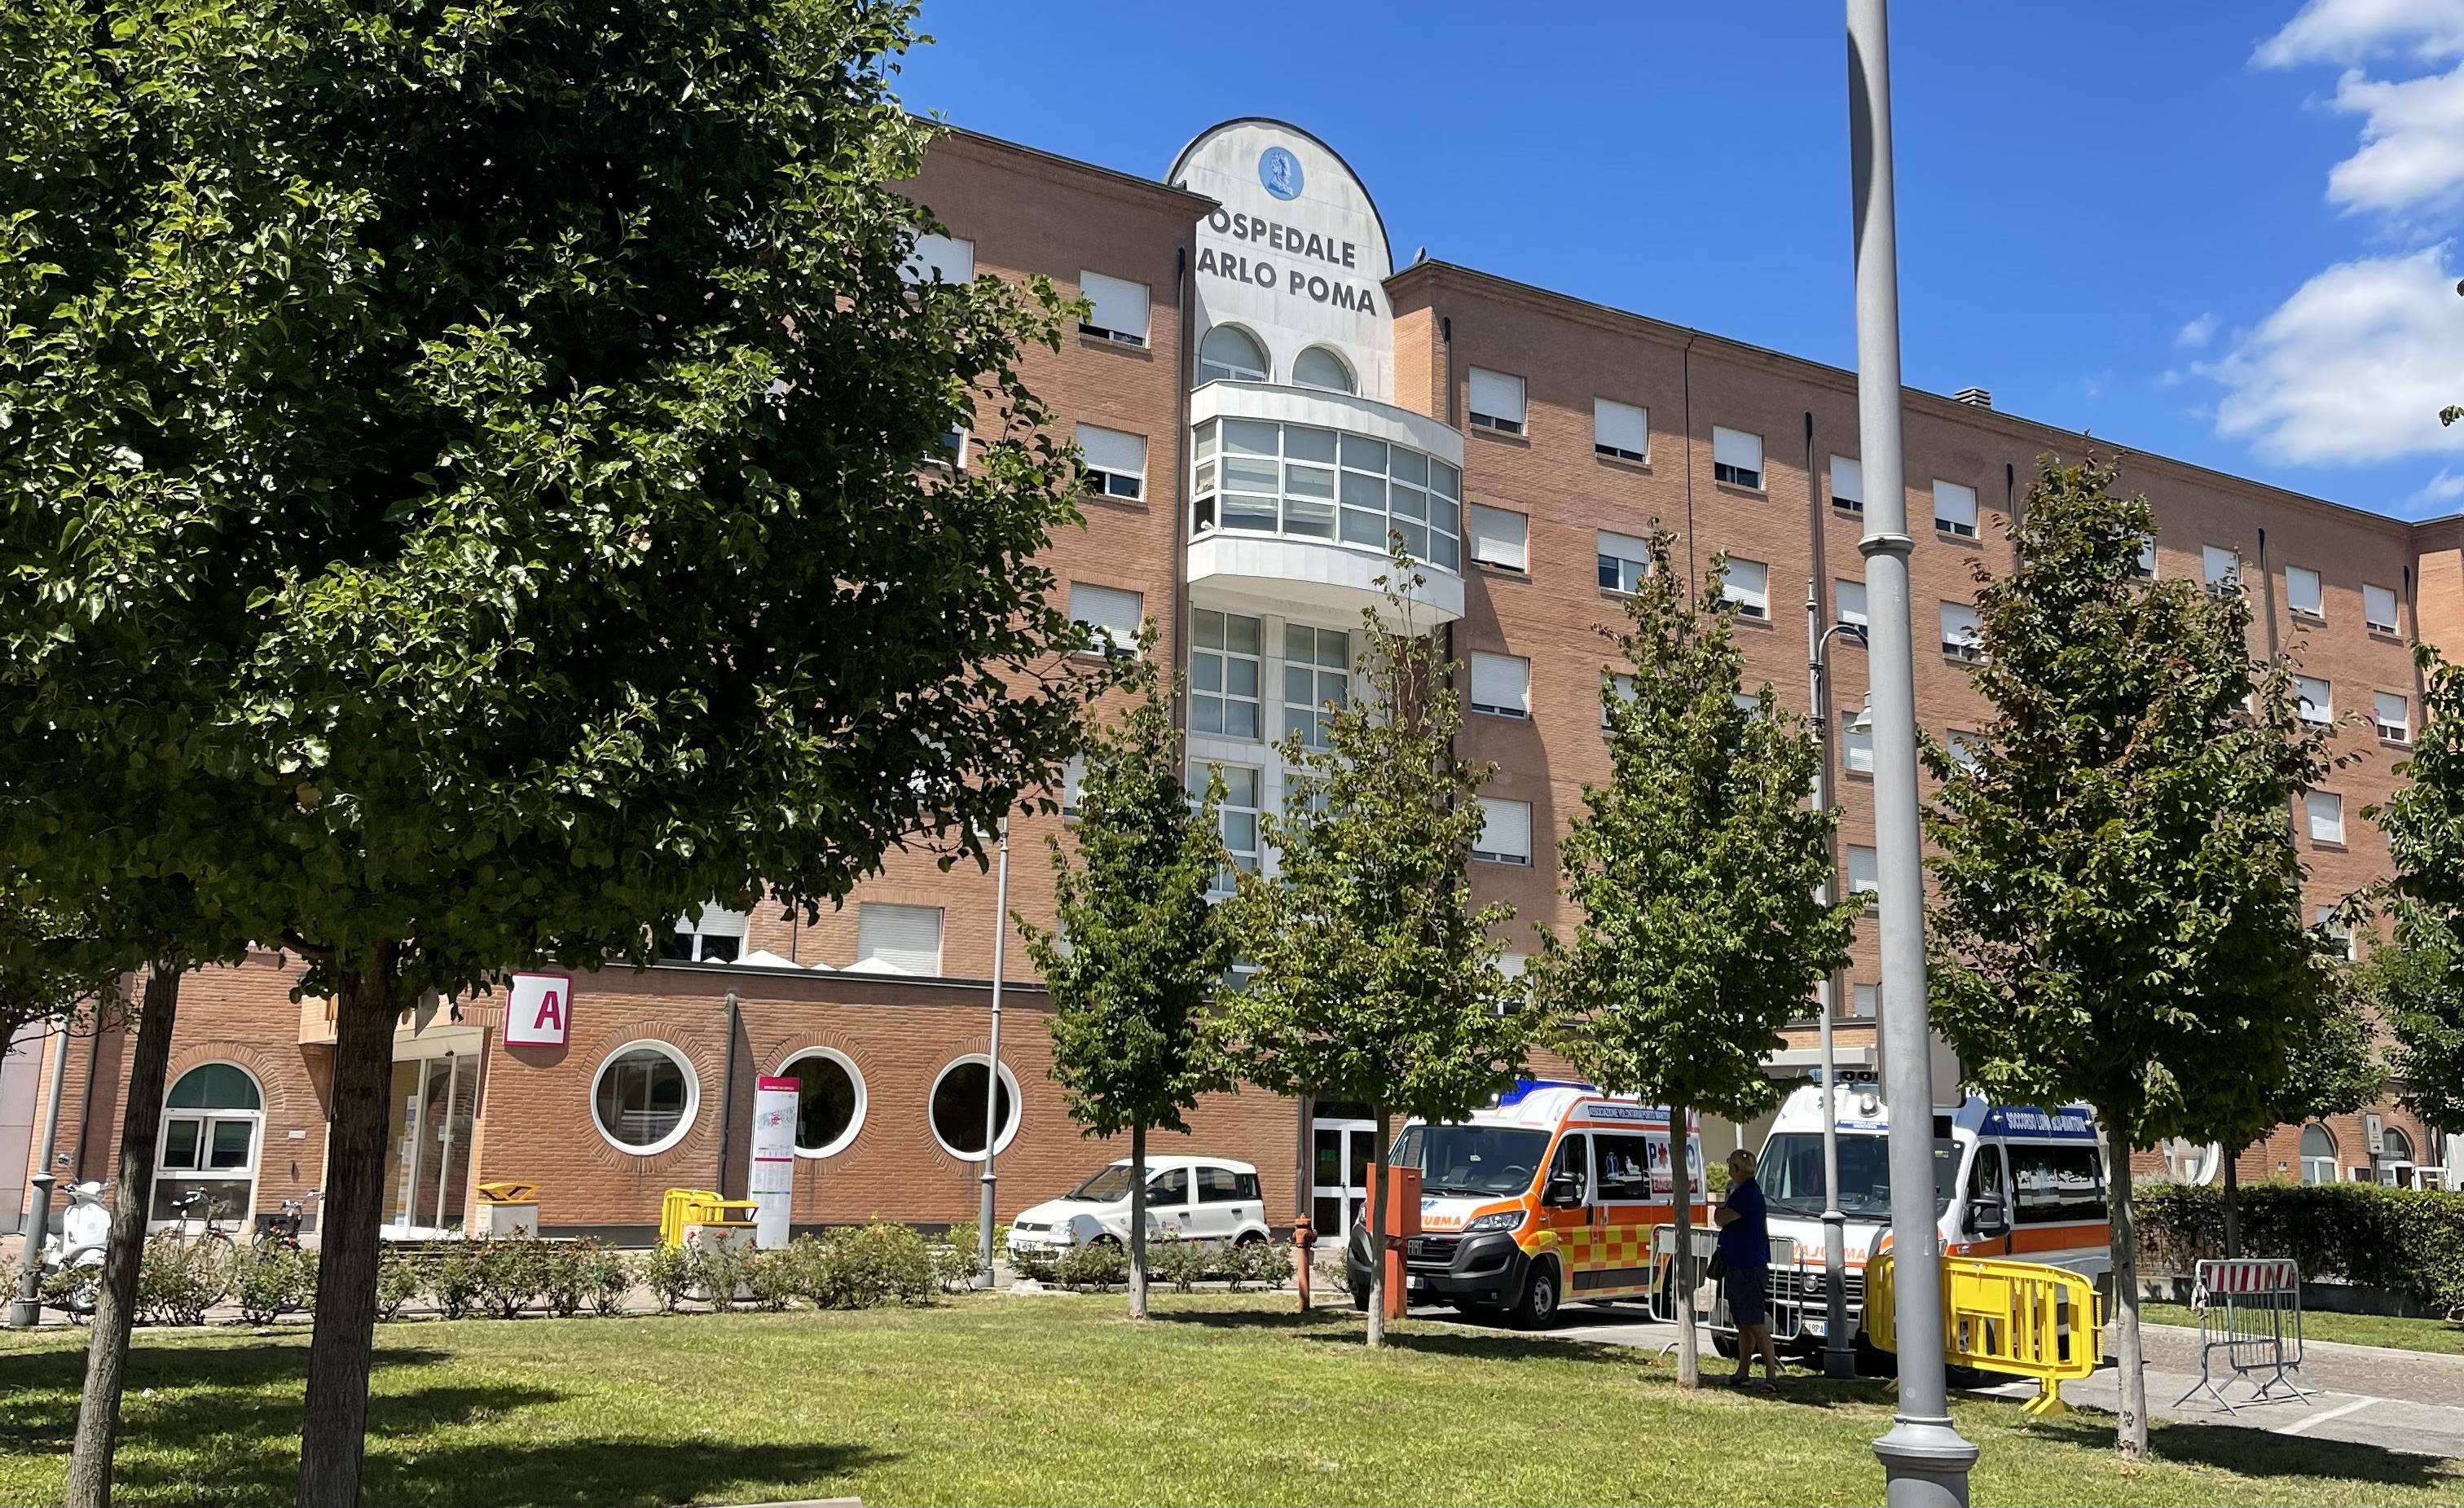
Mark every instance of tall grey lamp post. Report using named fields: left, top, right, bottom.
left=1805, top=580, right=1867, bottom=1382
left=1845, top=1, right=1978, bottom=1501
left=975, top=816, right=1011, bottom=1288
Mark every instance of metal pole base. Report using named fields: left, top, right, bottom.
left=8, top=1173, right=54, bottom=1329
left=1822, top=1346, right=1858, bottom=1380
left=1874, top=1416, right=1979, bottom=1508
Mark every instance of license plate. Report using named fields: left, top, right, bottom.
left=1803, top=1319, right=1828, bottom=1338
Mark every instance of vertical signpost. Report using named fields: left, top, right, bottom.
left=750, top=1076, right=798, bottom=1249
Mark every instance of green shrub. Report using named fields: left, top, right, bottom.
left=537, top=1242, right=587, bottom=1317
left=690, top=1239, right=754, bottom=1309
left=1009, top=1243, right=1060, bottom=1284
left=1146, top=1236, right=1208, bottom=1294
left=426, top=1242, right=485, bottom=1321
left=137, top=1233, right=233, bottom=1326
left=1054, top=1240, right=1129, bottom=1292
left=1230, top=1238, right=1293, bottom=1293
left=472, top=1236, right=552, bottom=1319
left=838, top=1222, right=935, bottom=1307
left=574, top=1239, right=633, bottom=1316
left=2136, top=1180, right=2464, bottom=1317
left=931, top=1224, right=987, bottom=1293
left=640, top=1243, right=693, bottom=1312
left=233, top=1245, right=316, bottom=1323
left=742, top=1247, right=799, bottom=1311
left=376, top=1250, right=425, bottom=1321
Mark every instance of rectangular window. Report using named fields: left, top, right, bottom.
left=1598, top=530, right=1651, bottom=593
left=1474, top=796, right=1532, bottom=865
left=1847, top=845, right=1879, bottom=899
left=1076, top=270, right=1150, bottom=346
left=1835, top=578, right=1868, bottom=629
left=1830, top=455, right=1863, bottom=513
left=1940, top=603, right=1983, bottom=660
left=932, top=426, right=968, bottom=468
left=1283, top=624, right=1349, bottom=749
left=1468, top=503, right=1529, bottom=572
left=1850, top=983, right=1877, bottom=1020
left=1467, top=367, right=1526, bottom=434
left=1204, top=420, right=1460, bottom=572
left=660, top=903, right=749, bottom=964
left=1190, top=609, right=1263, bottom=740
left=1947, top=729, right=1983, bottom=772
left=1713, top=426, right=1763, bottom=489
left=855, top=902, right=943, bottom=975
left=1723, top=557, right=1769, bottom=619
left=2287, top=565, right=2324, bottom=617
left=1843, top=723, right=1874, bottom=774
left=901, top=232, right=974, bottom=284
left=1602, top=671, right=1636, bottom=730
left=2316, top=904, right=2356, bottom=961
left=1195, top=1165, right=1249, bottom=1203
left=2009, top=1143, right=2105, bottom=1225
left=1188, top=761, right=1261, bottom=894
left=1934, top=480, right=1978, bottom=539
left=1068, top=582, right=1143, bottom=657
left=1592, top=1132, right=1655, bottom=1201
left=1059, top=755, right=1086, bottom=818
left=1075, top=424, right=1147, bottom=501
left=2365, top=583, right=2400, bottom=635
left=2306, top=789, right=2344, bottom=845
left=1594, top=398, right=1649, bottom=462
left=1470, top=652, right=1531, bottom=719
left=2134, top=537, right=2157, bottom=578
left=2297, top=675, right=2332, bottom=726
left=2377, top=690, right=2411, bottom=743
left=2202, top=545, right=2240, bottom=589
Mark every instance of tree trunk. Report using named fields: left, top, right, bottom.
left=2107, top=1119, right=2147, bottom=1459
left=64, top=965, right=183, bottom=1508
left=297, top=947, right=398, bottom=1508
left=1364, top=1106, right=1388, bottom=1350
left=1670, top=1098, right=1699, bottom=1388
left=2221, top=1150, right=2243, bottom=1260
left=1128, top=1119, right=1148, bottom=1321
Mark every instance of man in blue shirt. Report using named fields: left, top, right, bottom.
left=1714, top=1147, right=1781, bottom=1387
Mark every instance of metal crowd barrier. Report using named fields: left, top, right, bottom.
left=2176, top=1257, right=2311, bottom=1413
left=1646, top=1224, right=1802, bottom=1340
left=1868, top=1251, right=2102, bottom=1418
left=658, top=1186, right=759, bottom=1250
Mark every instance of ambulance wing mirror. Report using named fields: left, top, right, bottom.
left=1966, top=1200, right=2009, bottom=1238
left=1542, top=1172, right=1583, bottom=1208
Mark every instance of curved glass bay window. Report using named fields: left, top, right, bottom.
left=1193, top=419, right=1460, bottom=572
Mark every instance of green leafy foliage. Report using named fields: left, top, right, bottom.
left=1147, top=1236, right=1210, bottom=1294
left=232, top=1246, right=317, bottom=1325
left=2367, top=648, right=2464, bottom=1131
left=135, top=1235, right=233, bottom=1327
left=2136, top=1181, right=2464, bottom=1318
left=640, top=1245, right=694, bottom=1314
left=574, top=1240, right=636, bottom=1317
left=1053, top=1241, right=1130, bottom=1292
left=373, top=1251, right=425, bottom=1321
left=425, top=1245, right=486, bottom=1321
left=470, top=1237, right=553, bottom=1320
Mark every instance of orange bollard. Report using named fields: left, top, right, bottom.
left=1292, top=1215, right=1315, bottom=1313
left=1366, top=1165, right=1422, bottom=1321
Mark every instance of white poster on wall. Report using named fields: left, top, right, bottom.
left=750, top=1075, right=798, bottom=1248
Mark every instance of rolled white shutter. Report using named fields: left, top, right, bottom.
left=1470, top=652, right=1529, bottom=716
left=1712, top=426, right=1762, bottom=473
left=1468, top=367, right=1525, bottom=424
left=1476, top=797, right=1531, bottom=862
left=1829, top=455, right=1862, bottom=503
left=1467, top=504, right=1529, bottom=569
left=903, top=233, right=974, bottom=284
left=1068, top=583, right=1143, bottom=652
left=1075, top=424, right=1146, bottom=479
left=1934, top=481, right=1978, bottom=531
left=1079, top=270, right=1149, bottom=341
left=856, top=903, right=944, bottom=974
left=1594, top=398, right=1649, bottom=456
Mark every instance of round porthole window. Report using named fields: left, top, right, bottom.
left=591, top=1041, right=698, bottom=1156
left=778, top=1049, right=866, bottom=1158
left=929, top=1056, right=1020, bottom=1161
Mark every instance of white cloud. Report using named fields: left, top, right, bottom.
left=2324, top=62, right=2464, bottom=215
left=2410, top=465, right=2464, bottom=508
left=2257, top=0, right=2464, bottom=68
left=2176, top=313, right=2220, bottom=349
left=2199, top=244, right=2464, bottom=464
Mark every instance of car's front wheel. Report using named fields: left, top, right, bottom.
left=1507, top=1259, right=1561, bottom=1329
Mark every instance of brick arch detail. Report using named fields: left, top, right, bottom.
left=163, top=1044, right=294, bottom=1124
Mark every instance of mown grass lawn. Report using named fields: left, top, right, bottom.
left=2144, top=1300, right=2464, bottom=1358
left=0, top=1293, right=2455, bottom=1506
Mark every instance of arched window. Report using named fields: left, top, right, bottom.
left=2383, top=1125, right=2414, bottom=1164
left=153, top=1063, right=264, bottom=1227
left=1292, top=346, right=1356, bottom=394
left=929, top=1055, right=1021, bottom=1161
left=2299, top=1123, right=2338, bottom=1185
left=1198, top=325, right=1269, bottom=385
left=592, top=1041, right=698, bottom=1155
left=778, top=1048, right=866, bottom=1158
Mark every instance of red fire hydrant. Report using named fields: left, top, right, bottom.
left=1293, top=1214, right=1315, bottom=1313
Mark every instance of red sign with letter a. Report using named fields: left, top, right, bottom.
left=503, top=972, right=573, bottom=1049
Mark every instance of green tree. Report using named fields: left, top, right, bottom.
left=0, top=2, right=1100, bottom=1501
left=1224, top=551, right=1530, bottom=1348
left=1924, top=456, right=2333, bottom=1458
left=2201, top=963, right=2382, bottom=1255
left=1017, top=644, right=1235, bottom=1319
left=2369, top=648, right=2464, bottom=1134
left=2365, top=919, right=2464, bottom=1133
left=1529, top=530, right=1856, bottom=1387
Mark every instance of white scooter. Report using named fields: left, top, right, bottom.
left=37, top=1180, right=110, bottom=1318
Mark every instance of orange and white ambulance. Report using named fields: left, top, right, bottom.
left=1341, top=1080, right=1705, bottom=1327
left=1753, top=1081, right=2113, bottom=1358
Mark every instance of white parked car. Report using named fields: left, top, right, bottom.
left=1007, top=1156, right=1269, bottom=1255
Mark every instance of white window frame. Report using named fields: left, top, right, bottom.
left=1190, top=608, right=1265, bottom=741
left=2305, top=790, right=2344, bottom=846
left=1467, top=367, right=1527, bottom=434
left=2134, top=537, right=2158, bottom=578
left=1470, top=651, right=1532, bottom=719
left=929, top=1054, right=1023, bottom=1163
left=1602, top=671, right=1636, bottom=730
left=1940, top=603, right=1982, bottom=660
left=1847, top=845, right=1879, bottom=899
left=1189, top=760, right=1262, bottom=895
left=1474, top=796, right=1533, bottom=866
left=1723, top=557, right=1770, bottom=620
left=776, top=1048, right=868, bottom=1159
left=1850, top=983, right=1878, bottom=1020
left=2314, top=906, right=2356, bottom=963
left=2287, top=565, right=2324, bottom=618
left=2296, top=676, right=2332, bottom=727
left=1282, top=623, right=1349, bottom=750
left=1198, top=324, right=1269, bottom=384
left=2365, top=583, right=2400, bottom=635
left=1468, top=503, right=1529, bottom=572
left=153, top=1063, right=266, bottom=1232
left=1068, top=582, right=1144, bottom=657
left=1598, top=530, right=1650, bottom=594
left=1292, top=345, right=1356, bottom=393
left=1835, top=578, right=1868, bottom=630
left=1060, top=755, right=1086, bottom=818
left=1934, top=480, right=1978, bottom=539
left=1075, top=424, right=1147, bottom=502
left=1076, top=270, right=1150, bottom=347
left=2377, top=690, right=2411, bottom=744
left=2299, top=1123, right=2338, bottom=1185
left=1713, top=426, right=1764, bottom=490
left=856, top=901, right=945, bottom=975
left=663, top=903, right=749, bottom=963
left=590, top=1040, right=700, bottom=1158
left=1829, top=455, right=1863, bottom=513
left=1947, top=729, right=1983, bottom=772
left=1593, top=398, right=1649, bottom=463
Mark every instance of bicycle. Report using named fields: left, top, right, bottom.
left=164, top=1187, right=244, bottom=1252
left=253, top=1192, right=319, bottom=1255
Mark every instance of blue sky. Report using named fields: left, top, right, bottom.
left=900, top=0, right=2464, bottom=521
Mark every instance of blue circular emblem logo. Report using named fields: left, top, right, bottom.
left=1259, top=147, right=1304, bottom=201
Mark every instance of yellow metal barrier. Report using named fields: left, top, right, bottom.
left=1868, top=1251, right=2103, bottom=1418
left=658, top=1187, right=759, bottom=1250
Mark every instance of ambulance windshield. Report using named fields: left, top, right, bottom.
left=1758, top=1132, right=1960, bottom=1217
left=1391, top=1124, right=1551, bottom=1198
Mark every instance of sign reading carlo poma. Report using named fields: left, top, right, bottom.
left=1170, top=119, right=1396, bottom=403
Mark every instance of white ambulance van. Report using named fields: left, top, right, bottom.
left=1752, top=1080, right=2111, bottom=1360
left=1341, top=1079, right=1705, bottom=1327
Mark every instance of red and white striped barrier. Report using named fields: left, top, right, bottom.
left=2180, top=1256, right=2311, bottom=1413
left=2193, top=1258, right=2299, bottom=1302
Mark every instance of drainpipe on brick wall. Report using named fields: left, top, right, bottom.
left=2005, top=463, right=2019, bottom=550
left=716, top=991, right=739, bottom=1198
left=2256, top=527, right=2280, bottom=662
